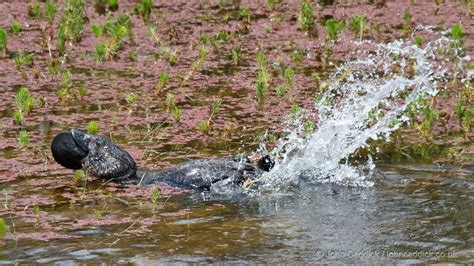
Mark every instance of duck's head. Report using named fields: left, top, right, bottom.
left=51, top=129, right=137, bottom=181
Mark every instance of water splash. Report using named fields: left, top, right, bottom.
left=259, top=29, right=469, bottom=191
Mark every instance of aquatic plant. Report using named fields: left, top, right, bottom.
left=133, top=0, right=153, bottom=23
left=298, top=2, right=314, bottom=32
left=74, top=169, right=86, bottom=183
left=239, top=7, right=251, bottom=23
left=56, top=70, right=88, bottom=102
left=209, top=30, right=231, bottom=52
left=92, top=15, right=131, bottom=61
left=87, top=121, right=99, bottom=135
left=325, top=19, right=344, bottom=42
left=128, top=50, right=137, bottom=61
left=255, top=78, right=267, bottom=105
left=161, top=47, right=178, bottom=66
left=198, top=120, right=209, bottom=133
left=165, top=93, right=175, bottom=111
left=13, top=52, right=34, bottom=68
left=450, top=23, right=465, bottom=54
left=199, top=99, right=223, bottom=133
left=455, top=96, right=474, bottom=135
left=230, top=46, right=242, bottom=65
left=0, top=218, right=7, bottom=237
left=267, top=0, right=283, bottom=10
left=156, top=72, right=169, bottom=94
left=29, top=1, right=42, bottom=17
left=125, top=92, right=138, bottom=107
left=171, top=105, right=183, bottom=122
left=147, top=25, right=161, bottom=45
left=181, top=46, right=208, bottom=87
left=275, top=84, right=287, bottom=99
left=95, top=0, right=119, bottom=14
left=10, top=21, right=21, bottom=36
left=108, top=0, right=119, bottom=11
left=414, top=36, right=424, bottom=47
left=255, top=51, right=271, bottom=104
left=150, top=188, right=160, bottom=213
left=13, top=87, right=35, bottom=125
left=45, top=0, right=57, bottom=24
left=17, top=130, right=30, bottom=147
left=283, top=67, right=295, bottom=97
left=256, top=51, right=267, bottom=70
left=291, top=48, right=305, bottom=67
left=349, top=14, right=366, bottom=42
left=0, top=28, right=7, bottom=56
left=402, top=9, right=412, bottom=37
left=303, top=120, right=313, bottom=135
left=321, top=46, right=332, bottom=70
left=56, top=0, right=86, bottom=54
left=218, top=0, right=228, bottom=8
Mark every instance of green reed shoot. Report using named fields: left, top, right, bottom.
left=165, top=92, right=175, bottom=111
left=13, top=52, right=34, bottom=68
left=73, top=169, right=86, bottom=183
left=402, top=9, right=412, bottom=37
left=125, top=92, right=138, bottom=106
left=133, top=0, right=153, bottom=23
left=350, top=14, right=366, bottom=42
left=240, top=7, right=251, bottom=23
left=325, top=19, right=344, bottom=42
left=92, top=15, right=131, bottom=61
left=57, top=0, right=86, bottom=54
left=267, top=0, right=282, bottom=10
left=198, top=120, right=209, bottom=133
left=255, top=79, right=267, bottom=105
left=284, top=67, right=295, bottom=97
left=0, top=218, right=7, bottom=237
left=255, top=51, right=270, bottom=104
left=275, top=84, right=287, bottom=99
left=108, top=0, right=119, bottom=11
left=10, top=21, right=21, bottom=36
left=303, top=120, right=314, bottom=135
left=45, top=0, right=57, bottom=24
left=0, top=28, right=7, bottom=56
left=161, top=47, right=178, bottom=66
left=231, top=46, right=242, bottom=65
left=14, top=87, right=35, bottom=125
left=171, top=105, right=183, bottom=122
left=298, top=2, right=314, bottom=31
left=29, top=1, right=42, bottom=17
left=291, top=48, right=305, bottom=66
left=150, top=187, right=160, bottom=212
left=156, top=72, right=169, bottom=94
left=203, top=99, right=222, bottom=128
left=450, top=23, right=465, bottom=53
left=17, top=130, right=30, bottom=146
left=455, top=96, right=474, bottom=134
left=87, top=121, right=99, bottom=135
left=414, top=36, right=424, bottom=47
left=256, top=51, right=266, bottom=70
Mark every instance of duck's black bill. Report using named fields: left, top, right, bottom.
left=51, top=129, right=90, bottom=170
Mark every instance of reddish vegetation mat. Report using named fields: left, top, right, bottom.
left=0, top=0, right=472, bottom=245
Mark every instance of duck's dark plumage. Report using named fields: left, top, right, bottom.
left=51, top=129, right=271, bottom=191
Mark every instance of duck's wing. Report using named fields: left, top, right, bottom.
left=140, top=157, right=264, bottom=191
